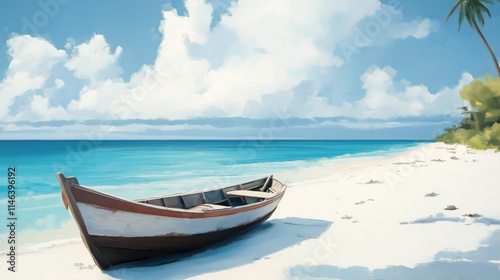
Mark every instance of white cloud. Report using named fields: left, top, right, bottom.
left=430, top=72, right=474, bottom=116
left=54, top=79, right=65, bottom=89
left=182, top=0, right=213, bottom=44
left=6, top=35, right=67, bottom=74
left=64, top=38, right=75, bottom=49
left=30, top=95, right=69, bottom=121
left=0, top=122, right=223, bottom=140
left=339, top=5, right=439, bottom=53
left=112, top=0, right=382, bottom=120
left=65, top=0, right=378, bottom=121
left=388, top=18, right=440, bottom=39
left=0, top=35, right=66, bottom=120
left=0, top=0, right=463, bottom=136
left=65, top=34, right=123, bottom=81
left=316, top=119, right=453, bottom=130
left=343, top=66, right=473, bottom=119
left=70, top=88, right=98, bottom=110
left=68, top=80, right=130, bottom=119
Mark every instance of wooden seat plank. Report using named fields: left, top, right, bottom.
left=226, top=190, right=274, bottom=199
left=189, top=203, right=230, bottom=211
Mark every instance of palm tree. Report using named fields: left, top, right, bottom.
left=447, top=0, right=500, bottom=76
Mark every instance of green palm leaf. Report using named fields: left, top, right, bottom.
left=447, top=0, right=500, bottom=76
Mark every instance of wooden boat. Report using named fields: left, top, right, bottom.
left=56, top=173, right=286, bottom=270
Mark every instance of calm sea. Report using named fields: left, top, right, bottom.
left=0, top=140, right=429, bottom=234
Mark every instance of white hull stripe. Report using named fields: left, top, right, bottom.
left=77, top=201, right=280, bottom=237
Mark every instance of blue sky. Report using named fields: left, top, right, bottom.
left=0, top=0, right=499, bottom=139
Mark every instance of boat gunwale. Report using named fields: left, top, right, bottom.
left=69, top=182, right=286, bottom=218
left=59, top=175, right=287, bottom=219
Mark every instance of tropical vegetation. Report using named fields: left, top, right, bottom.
left=436, top=0, right=500, bottom=150
left=436, top=76, right=500, bottom=150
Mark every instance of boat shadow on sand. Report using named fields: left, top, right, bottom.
left=105, top=217, right=331, bottom=279
left=287, top=230, right=500, bottom=280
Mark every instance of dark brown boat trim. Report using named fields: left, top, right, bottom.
left=90, top=210, right=276, bottom=268
left=70, top=182, right=285, bottom=219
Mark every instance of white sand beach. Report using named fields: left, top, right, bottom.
left=1, top=142, right=500, bottom=279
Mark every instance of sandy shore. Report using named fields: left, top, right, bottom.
left=1, top=142, right=500, bottom=279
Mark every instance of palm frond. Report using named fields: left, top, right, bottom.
left=476, top=6, right=486, bottom=26
left=458, top=1, right=467, bottom=30
left=448, top=0, right=500, bottom=78
left=447, top=0, right=463, bottom=22
left=448, top=0, right=496, bottom=29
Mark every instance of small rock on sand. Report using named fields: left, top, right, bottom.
left=365, top=179, right=383, bottom=184
left=463, top=213, right=482, bottom=218
left=425, top=192, right=439, bottom=197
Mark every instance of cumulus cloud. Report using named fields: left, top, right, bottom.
left=59, top=0, right=383, bottom=121
left=66, top=0, right=433, bottom=121
left=0, top=35, right=66, bottom=120
left=6, top=35, right=67, bottom=74
left=30, top=95, right=69, bottom=121
left=54, top=79, right=65, bottom=89
left=65, top=34, right=123, bottom=81
left=342, top=66, right=473, bottom=119
left=0, top=0, right=462, bottom=138
left=388, top=18, right=440, bottom=40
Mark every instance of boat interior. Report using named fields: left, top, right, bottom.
left=136, top=175, right=284, bottom=211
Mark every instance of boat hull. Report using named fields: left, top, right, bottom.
left=56, top=173, right=286, bottom=270
left=88, top=210, right=275, bottom=268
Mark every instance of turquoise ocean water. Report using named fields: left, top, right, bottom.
left=0, top=140, right=429, bottom=236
